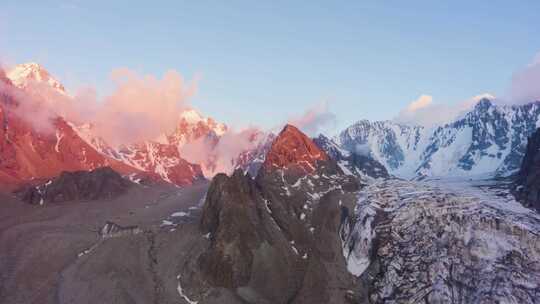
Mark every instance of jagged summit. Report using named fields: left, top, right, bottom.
left=262, top=124, right=328, bottom=173
left=474, top=97, right=493, bottom=110
left=6, top=62, right=66, bottom=94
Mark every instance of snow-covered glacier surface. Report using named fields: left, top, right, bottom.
left=342, top=178, right=540, bottom=303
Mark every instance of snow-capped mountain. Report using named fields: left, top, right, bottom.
left=0, top=63, right=210, bottom=187
left=72, top=109, right=223, bottom=185
left=167, top=109, right=227, bottom=147
left=0, top=96, right=140, bottom=189
left=336, top=99, right=540, bottom=178
left=6, top=62, right=66, bottom=95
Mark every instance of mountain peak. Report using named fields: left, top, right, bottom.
left=6, top=62, right=66, bottom=94
left=176, top=109, right=227, bottom=137
left=179, top=109, right=204, bottom=124
left=262, top=124, right=328, bottom=173
left=473, top=98, right=493, bottom=111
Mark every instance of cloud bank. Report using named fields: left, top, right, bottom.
left=508, top=52, right=540, bottom=103
left=394, top=93, right=495, bottom=127
left=287, top=101, right=337, bottom=136
left=0, top=66, right=196, bottom=146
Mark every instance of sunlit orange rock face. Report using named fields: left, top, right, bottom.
left=0, top=86, right=139, bottom=190
left=0, top=64, right=208, bottom=189
left=262, top=124, right=328, bottom=173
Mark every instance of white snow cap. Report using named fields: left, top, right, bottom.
left=6, top=62, right=66, bottom=94
left=178, top=108, right=227, bottom=136
left=179, top=109, right=204, bottom=124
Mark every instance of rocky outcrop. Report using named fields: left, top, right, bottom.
left=18, top=167, right=131, bottom=204
left=100, top=221, right=142, bottom=238
left=514, top=128, right=540, bottom=212
left=190, top=124, right=362, bottom=303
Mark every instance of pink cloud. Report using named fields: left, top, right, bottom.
left=509, top=52, right=540, bottom=103
left=287, top=101, right=336, bottom=136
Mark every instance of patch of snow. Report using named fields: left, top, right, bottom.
left=264, top=199, right=272, bottom=214
left=55, top=130, right=64, bottom=153
left=176, top=275, right=198, bottom=304
left=171, top=211, right=189, bottom=217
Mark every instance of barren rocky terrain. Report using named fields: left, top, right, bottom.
left=0, top=181, right=208, bottom=304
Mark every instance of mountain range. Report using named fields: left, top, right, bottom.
left=2, top=63, right=540, bottom=303
left=2, top=62, right=540, bottom=189
left=336, top=99, right=540, bottom=179
left=0, top=63, right=229, bottom=188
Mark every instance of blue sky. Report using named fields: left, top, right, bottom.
left=1, top=1, right=539, bottom=132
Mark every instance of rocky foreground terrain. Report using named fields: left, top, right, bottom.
left=0, top=180, right=209, bottom=304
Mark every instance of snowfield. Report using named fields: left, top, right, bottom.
left=342, top=178, right=540, bottom=303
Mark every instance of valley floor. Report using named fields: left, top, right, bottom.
left=0, top=182, right=209, bottom=304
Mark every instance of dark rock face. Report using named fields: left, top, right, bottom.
left=514, top=128, right=540, bottom=212
left=193, top=125, right=362, bottom=304
left=314, top=134, right=389, bottom=180
left=18, top=167, right=131, bottom=204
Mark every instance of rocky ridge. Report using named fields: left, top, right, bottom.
left=18, top=166, right=132, bottom=205
left=179, top=124, right=362, bottom=303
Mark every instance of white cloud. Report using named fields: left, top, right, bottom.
left=508, top=52, right=540, bottom=103
left=406, top=94, right=433, bottom=112
left=287, top=101, right=337, bottom=136
left=394, top=93, right=495, bottom=127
